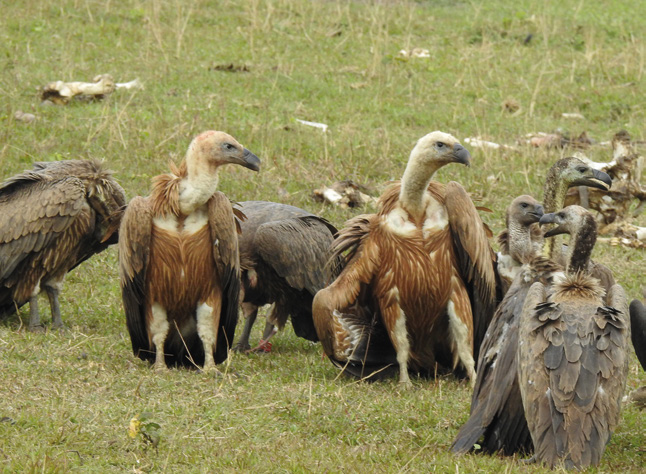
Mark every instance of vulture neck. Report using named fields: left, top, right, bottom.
left=541, top=171, right=569, bottom=258
left=178, top=157, right=220, bottom=216
left=565, top=216, right=597, bottom=274
left=508, top=220, right=535, bottom=264
left=399, top=158, right=442, bottom=220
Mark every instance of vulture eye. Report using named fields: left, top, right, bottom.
left=436, top=142, right=446, bottom=148
left=558, top=212, right=565, bottom=218
left=520, top=203, right=529, bottom=208
left=576, top=166, right=587, bottom=173
left=223, top=143, right=235, bottom=151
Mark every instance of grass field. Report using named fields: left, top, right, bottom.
left=1, top=0, right=645, bottom=471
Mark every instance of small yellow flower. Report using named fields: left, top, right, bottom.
left=128, top=415, right=141, bottom=439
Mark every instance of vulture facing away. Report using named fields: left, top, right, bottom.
left=313, top=131, right=497, bottom=387
left=451, top=157, right=612, bottom=456
left=495, top=195, right=544, bottom=296
left=233, top=200, right=338, bottom=352
left=119, top=131, right=260, bottom=370
left=0, top=160, right=125, bottom=330
left=519, top=205, right=629, bottom=469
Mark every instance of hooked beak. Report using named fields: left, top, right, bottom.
left=575, top=169, right=612, bottom=191
left=452, top=144, right=471, bottom=167
left=239, top=148, right=261, bottom=172
left=539, top=212, right=567, bottom=238
left=528, top=205, right=544, bottom=221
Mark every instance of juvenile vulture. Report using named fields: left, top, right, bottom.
left=451, top=157, right=612, bottom=455
left=232, top=201, right=338, bottom=352
left=495, top=195, right=544, bottom=296
left=630, top=298, right=646, bottom=371
left=313, top=131, right=497, bottom=387
left=119, top=131, right=260, bottom=370
left=0, top=160, right=125, bottom=330
left=518, top=205, right=629, bottom=469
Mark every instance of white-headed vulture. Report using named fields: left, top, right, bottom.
left=518, top=205, right=628, bottom=469
left=313, top=131, right=497, bottom=388
left=232, top=201, right=338, bottom=352
left=451, top=157, right=612, bottom=456
left=0, top=160, right=125, bottom=330
left=496, top=195, right=544, bottom=296
left=119, top=131, right=260, bottom=370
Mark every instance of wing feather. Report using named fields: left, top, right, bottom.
left=629, top=299, right=646, bottom=370
left=208, top=192, right=240, bottom=364
left=118, top=196, right=153, bottom=361
left=443, top=181, right=497, bottom=362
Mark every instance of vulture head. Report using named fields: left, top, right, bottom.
left=507, top=195, right=544, bottom=227
left=539, top=205, right=595, bottom=238
left=409, top=131, right=471, bottom=170
left=549, top=157, right=612, bottom=192
left=186, top=131, right=261, bottom=176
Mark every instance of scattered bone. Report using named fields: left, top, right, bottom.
left=115, top=79, right=142, bottom=90
left=562, top=112, right=585, bottom=120
left=523, top=130, right=592, bottom=149
left=463, top=137, right=516, bottom=151
left=14, top=110, right=36, bottom=123
left=296, top=119, right=328, bottom=133
left=397, top=48, right=430, bottom=59
left=313, top=180, right=377, bottom=209
left=40, top=74, right=117, bottom=105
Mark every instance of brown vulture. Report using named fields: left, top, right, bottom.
left=313, top=131, right=497, bottom=388
left=518, top=205, right=629, bottom=469
left=451, top=157, right=612, bottom=455
left=0, top=159, right=125, bottom=330
left=232, top=201, right=338, bottom=353
left=119, top=131, right=260, bottom=370
left=495, top=195, right=544, bottom=296
left=630, top=298, right=646, bottom=371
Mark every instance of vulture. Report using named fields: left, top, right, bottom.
left=313, top=131, right=497, bottom=387
left=451, top=156, right=612, bottom=455
left=495, top=195, right=544, bottom=296
left=630, top=298, right=646, bottom=371
left=232, top=200, right=338, bottom=352
left=119, top=131, right=260, bottom=370
left=0, top=160, right=125, bottom=330
left=519, top=205, right=629, bottom=469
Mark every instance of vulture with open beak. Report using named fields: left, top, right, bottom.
left=232, top=200, right=338, bottom=352
left=313, top=131, right=497, bottom=387
left=495, top=195, right=544, bottom=296
left=0, top=159, right=125, bottom=330
left=518, top=205, right=629, bottom=469
left=119, top=131, right=260, bottom=370
left=451, top=157, right=612, bottom=456
left=630, top=298, right=646, bottom=371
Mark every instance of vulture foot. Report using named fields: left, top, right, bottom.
left=521, top=455, right=537, bottom=464
left=248, top=338, right=273, bottom=354
left=233, top=342, right=251, bottom=353
left=398, top=379, right=413, bottom=391
left=28, top=324, right=46, bottom=333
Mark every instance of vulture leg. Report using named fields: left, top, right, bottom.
left=234, top=302, right=258, bottom=352
left=44, top=282, right=64, bottom=329
left=384, top=304, right=412, bottom=389
left=150, top=303, right=170, bottom=371
left=197, top=300, right=219, bottom=372
left=261, top=320, right=277, bottom=340
left=28, top=294, right=44, bottom=332
left=447, top=285, right=477, bottom=386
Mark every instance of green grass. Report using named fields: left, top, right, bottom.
left=1, top=0, right=645, bottom=471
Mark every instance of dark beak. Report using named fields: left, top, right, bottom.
left=452, top=144, right=471, bottom=167
left=589, top=169, right=612, bottom=190
left=240, top=148, right=261, bottom=172
left=528, top=205, right=544, bottom=221
left=539, top=212, right=567, bottom=238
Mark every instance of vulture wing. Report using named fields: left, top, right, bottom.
left=443, top=181, right=497, bottom=362
left=119, top=196, right=154, bottom=362
left=518, top=283, right=629, bottom=468
left=630, top=299, right=646, bottom=370
left=254, top=216, right=336, bottom=294
left=208, top=192, right=241, bottom=364
left=451, top=272, right=534, bottom=455
left=0, top=174, right=87, bottom=282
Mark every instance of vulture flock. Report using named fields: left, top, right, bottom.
left=1, top=128, right=644, bottom=470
